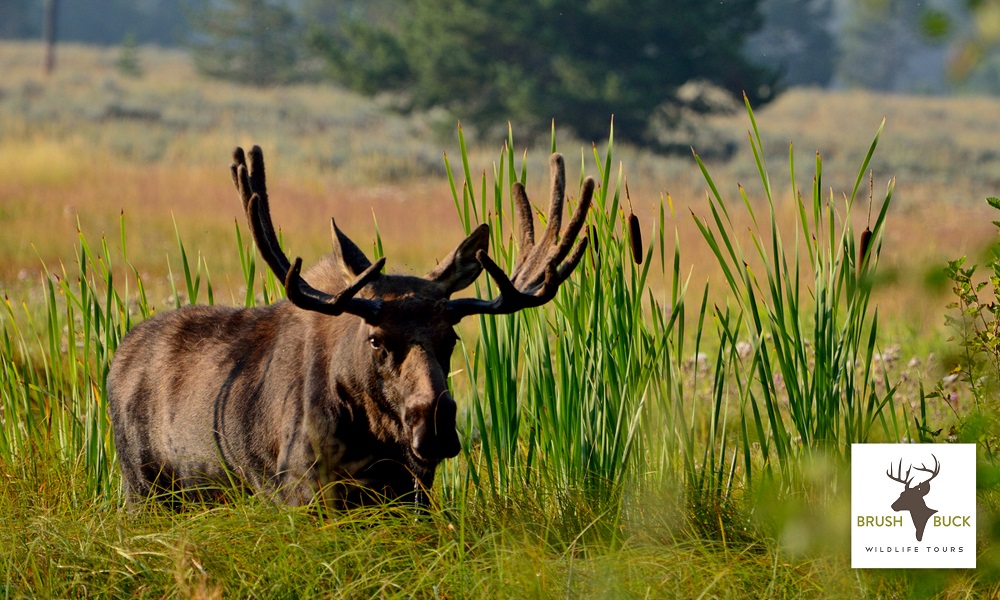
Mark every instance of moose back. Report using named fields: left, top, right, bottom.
left=107, top=146, right=592, bottom=508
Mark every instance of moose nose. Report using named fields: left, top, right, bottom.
left=409, top=394, right=460, bottom=462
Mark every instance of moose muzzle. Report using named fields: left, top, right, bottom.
left=407, top=392, right=460, bottom=463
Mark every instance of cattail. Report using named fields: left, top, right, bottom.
left=858, top=170, right=873, bottom=276
left=628, top=213, right=643, bottom=265
left=858, top=226, right=872, bottom=276
left=626, top=181, right=643, bottom=265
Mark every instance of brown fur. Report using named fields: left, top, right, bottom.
left=108, top=257, right=464, bottom=508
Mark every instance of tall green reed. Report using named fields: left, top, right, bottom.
left=688, top=98, right=904, bottom=493
left=433, top=105, right=905, bottom=533
left=0, top=212, right=278, bottom=500
left=0, top=217, right=137, bottom=498
left=441, top=124, right=673, bottom=532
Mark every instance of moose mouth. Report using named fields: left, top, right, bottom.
left=406, top=452, right=440, bottom=509
left=405, top=398, right=460, bottom=508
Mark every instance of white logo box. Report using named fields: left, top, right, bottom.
left=851, top=443, right=976, bottom=569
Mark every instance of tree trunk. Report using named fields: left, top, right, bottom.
left=43, top=0, right=58, bottom=75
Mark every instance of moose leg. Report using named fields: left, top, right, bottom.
left=117, top=453, right=154, bottom=505
left=271, top=435, right=322, bottom=506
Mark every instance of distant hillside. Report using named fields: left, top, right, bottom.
left=4, top=41, right=1000, bottom=200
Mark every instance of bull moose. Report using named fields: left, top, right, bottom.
left=107, top=146, right=593, bottom=508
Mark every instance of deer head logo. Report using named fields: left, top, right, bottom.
left=886, top=454, right=940, bottom=542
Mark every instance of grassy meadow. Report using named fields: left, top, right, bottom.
left=2, top=41, right=1000, bottom=597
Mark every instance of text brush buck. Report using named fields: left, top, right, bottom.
left=108, top=146, right=593, bottom=508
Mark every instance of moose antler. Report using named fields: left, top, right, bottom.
left=231, top=146, right=384, bottom=322
left=887, top=459, right=914, bottom=488
left=446, top=154, right=593, bottom=322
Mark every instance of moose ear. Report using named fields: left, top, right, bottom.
left=330, top=218, right=374, bottom=278
left=427, top=223, right=490, bottom=294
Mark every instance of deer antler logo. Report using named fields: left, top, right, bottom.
left=886, top=454, right=940, bottom=542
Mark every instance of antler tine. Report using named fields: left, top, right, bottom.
left=556, top=235, right=590, bottom=283
left=445, top=153, right=592, bottom=322
left=513, top=158, right=592, bottom=285
left=451, top=249, right=557, bottom=315
left=246, top=145, right=267, bottom=204
left=230, top=146, right=246, bottom=200
left=511, top=182, right=535, bottom=270
left=284, top=256, right=385, bottom=322
left=512, top=154, right=567, bottom=287
left=887, top=458, right=913, bottom=488
left=233, top=145, right=384, bottom=323
left=233, top=146, right=292, bottom=278
left=540, top=153, right=566, bottom=244
left=548, top=176, right=594, bottom=269
left=914, top=454, right=940, bottom=482
left=246, top=146, right=284, bottom=273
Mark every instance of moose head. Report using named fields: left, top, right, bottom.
left=886, top=454, right=940, bottom=542
left=107, top=146, right=593, bottom=509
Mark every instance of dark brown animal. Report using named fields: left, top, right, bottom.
left=887, top=454, right=940, bottom=542
left=107, top=146, right=593, bottom=508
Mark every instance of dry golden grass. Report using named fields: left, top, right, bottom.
left=1, top=40, right=997, bottom=337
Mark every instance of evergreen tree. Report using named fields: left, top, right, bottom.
left=311, top=0, right=777, bottom=144
left=117, top=34, right=143, bottom=79
left=744, top=0, right=838, bottom=87
left=189, top=0, right=302, bottom=87
left=837, top=0, right=927, bottom=91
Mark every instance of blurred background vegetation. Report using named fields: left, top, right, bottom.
left=4, top=0, right=1000, bottom=330
left=8, top=0, right=1000, bottom=145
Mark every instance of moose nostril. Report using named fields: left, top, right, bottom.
left=410, top=420, right=432, bottom=461
left=408, top=396, right=460, bottom=462
left=410, top=419, right=460, bottom=461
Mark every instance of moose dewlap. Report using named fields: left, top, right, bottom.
left=107, top=146, right=593, bottom=508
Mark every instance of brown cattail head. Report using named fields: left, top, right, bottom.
left=625, top=181, right=642, bottom=265
left=628, top=213, right=643, bottom=265
left=858, top=226, right=872, bottom=276
left=859, top=170, right=874, bottom=277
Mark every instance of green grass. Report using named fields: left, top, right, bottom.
left=690, top=103, right=898, bottom=481
left=2, top=456, right=994, bottom=597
